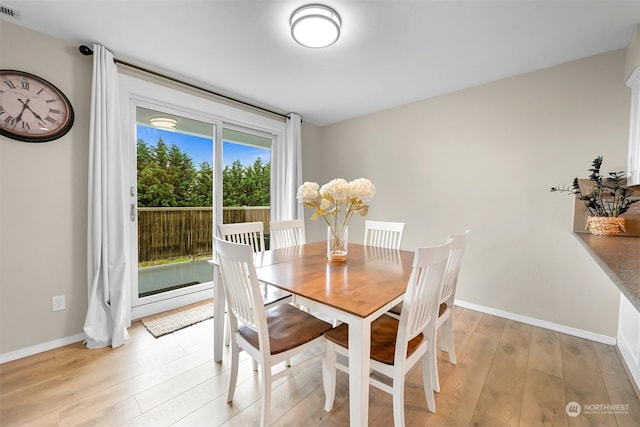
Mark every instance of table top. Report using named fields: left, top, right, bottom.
left=255, top=241, right=415, bottom=318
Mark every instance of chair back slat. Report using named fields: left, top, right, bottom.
left=364, top=220, right=405, bottom=249
left=219, top=221, right=266, bottom=253
left=439, top=230, right=470, bottom=305
left=270, top=219, right=306, bottom=249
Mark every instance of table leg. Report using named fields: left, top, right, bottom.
left=348, top=319, right=370, bottom=426
left=213, top=264, right=225, bottom=362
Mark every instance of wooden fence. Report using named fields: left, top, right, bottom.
left=222, top=207, right=272, bottom=232
left=138, top=206, right=270, bottom=263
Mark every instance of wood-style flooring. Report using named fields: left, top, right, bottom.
left=1, top=306, right=639, bottom=426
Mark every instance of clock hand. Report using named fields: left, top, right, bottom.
left=14, top=98, right=31, bottom=126
left=27, top=107, right=44, bottom=121
left=20, top=100, right=45, bottom=122
left=14, top=110, right=24, bottom=126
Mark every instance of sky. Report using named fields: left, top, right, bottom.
left=137, top=126, right=270, bottom=168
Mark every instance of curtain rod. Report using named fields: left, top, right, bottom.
left=78, top=45, right=290, bottom=120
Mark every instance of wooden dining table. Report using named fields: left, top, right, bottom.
left=211, top=241, right=415, bottom=426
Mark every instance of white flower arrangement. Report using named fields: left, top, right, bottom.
left=297, top=178, right=376, bottom=251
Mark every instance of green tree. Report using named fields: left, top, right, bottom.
left=222, top=160, right=246, bottom=206
left=137, top=138, right=211, bottom=207
left=137, top=138, right=269, bottom=208
left=190, top=161, right=213, bottom=206
left=166, top=143, right=197, bottom=205
left=137, top=139, right=174, bottom=207
left=242, top=158, right=270, bottom=206
left=222, top=158, right=270, bottom=206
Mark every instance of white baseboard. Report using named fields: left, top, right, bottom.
left=1, top=289, right=214, bottom=365
left=0, top=333, right=85, bottom=364
left=455, top=299, right=617, bottom=345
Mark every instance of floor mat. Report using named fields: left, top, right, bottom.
left=140, top=299, right=213, bottom=338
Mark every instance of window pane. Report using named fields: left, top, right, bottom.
left=222, top=129, right=272, bottom=244
left=135, top=107, right=214, bottom=298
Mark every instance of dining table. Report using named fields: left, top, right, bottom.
left=211, top=241, right=415, bottom=427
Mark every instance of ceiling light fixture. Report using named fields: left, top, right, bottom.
left=290, top=4, right=341, bottom=48
left=149, top=117, right=177, bottom=131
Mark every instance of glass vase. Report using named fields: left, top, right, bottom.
left=327, top=226, right=348, bottom=262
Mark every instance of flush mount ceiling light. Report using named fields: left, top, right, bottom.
left=149, top=117, right=177, bottom=131
left=290, top=4, right=341, bottom=48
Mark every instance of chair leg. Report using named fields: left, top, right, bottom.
left=432, top=337, right=441, bottom=393
left=260, top=364, right=272, bottom=427
left=392, top=374, right=406, bottom=427
left=322, top=341, right=337, bottom=412
left=227, top=341, right=240, bottom=402
left=441, top=318, right=457, bottom=365
left=421, top=353, right=436, bottom=413
left=225, top=316, right=231, bottom=346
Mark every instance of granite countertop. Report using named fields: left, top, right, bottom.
left=575, top=233, right=640, bottom=312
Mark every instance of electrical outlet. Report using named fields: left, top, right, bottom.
left=52, top=295, right=66, bottom=312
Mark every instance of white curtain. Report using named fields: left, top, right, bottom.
left=271, top=113, right=302, bottom=221
left=83, top=45, right=129, bottom=349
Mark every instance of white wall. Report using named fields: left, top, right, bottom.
left=1, top=21, right=92, bottom=355
left=302, top=50, right=629, bottom=339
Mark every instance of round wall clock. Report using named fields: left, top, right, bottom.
left=0, top=70, right=74, bottom=143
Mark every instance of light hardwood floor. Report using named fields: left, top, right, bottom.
left=1, top=306, right=639, bottom=426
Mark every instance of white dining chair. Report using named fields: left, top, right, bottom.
left=218, top=221, right=268, bottom=252
left=269, top=218, right=310, bottom=314
left=323, top=239, right=453, bottom=426
left=218, top=222, right=292, bottom=354
left=218, top=221, right=292, bottom=306
left=214, top=237, right=333, bottom=427
left=431, top=229, right=469, bottom=391
left=269, top=219, right=306, bottom=249
left=388, top=229, right=470, bottom=393
left=364, top=220, right=405, bottom=249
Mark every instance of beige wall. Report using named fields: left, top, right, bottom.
left=0, top=21, right=92, bottom=354
left=302, top=50, right=629, bottom=338
left=0, top=20, right=631, bottom=356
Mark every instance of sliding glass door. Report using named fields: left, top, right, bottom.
left=135, top=105, right=216, bottom=300
left=119, top=73, right=286, bottom=319
left=130, top=104, right=221, bottom=313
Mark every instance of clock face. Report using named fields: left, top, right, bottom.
left=0, top=70, right=74, bottom=143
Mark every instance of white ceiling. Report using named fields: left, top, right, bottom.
left=3, top=1, right=640, bottom=126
